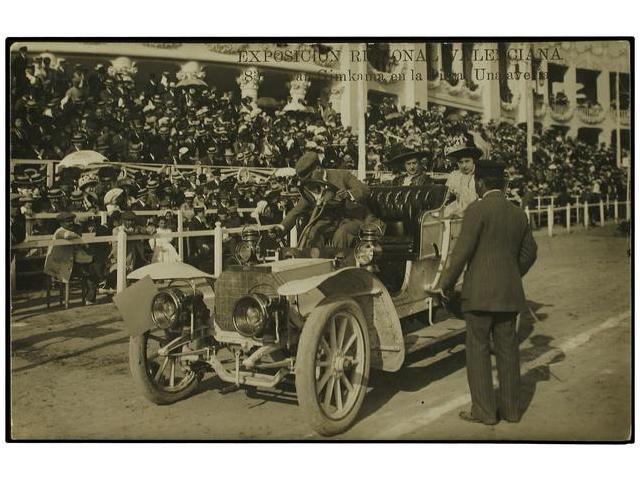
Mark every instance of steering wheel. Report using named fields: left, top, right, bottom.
left=300, top=179, right=339, bottom=205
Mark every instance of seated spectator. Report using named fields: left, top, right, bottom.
left=43, top=211, right=99, bottom=304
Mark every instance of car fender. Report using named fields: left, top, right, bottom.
left=278, top=268, right=405, bottom=372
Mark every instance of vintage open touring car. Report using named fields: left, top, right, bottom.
left=115, top=180, right=467, bottom=436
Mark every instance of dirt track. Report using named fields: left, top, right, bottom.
left=9, top=225, right=632, bottom=441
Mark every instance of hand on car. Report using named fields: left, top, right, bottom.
left=429, top=287, right=450, bottom=302
left=335, top=189, right=352, bottom=201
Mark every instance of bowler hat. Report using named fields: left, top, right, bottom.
left=475, top=161, right=506, bottom=179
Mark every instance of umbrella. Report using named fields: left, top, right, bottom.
left=175, top=78, right=208, bottom=89
left=57, top=150, right=107, bottom=172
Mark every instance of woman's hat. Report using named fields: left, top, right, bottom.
left=444, top=134, right=484, bottom=161
left=383, top=144, right=430, bottom=169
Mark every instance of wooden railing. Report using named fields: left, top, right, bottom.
left=12, top=222, right=295, bottom=293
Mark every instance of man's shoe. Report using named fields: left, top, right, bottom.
left=497, top=413, right=521, bottom=423
left=459, top=410, right=498, bottom=425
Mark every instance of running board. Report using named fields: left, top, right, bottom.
left=404, top=317, right=466, bottom=354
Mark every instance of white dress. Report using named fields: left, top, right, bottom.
left=151, top=228, right=180, bottom=264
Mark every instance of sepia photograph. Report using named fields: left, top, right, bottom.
left=6, top=38, right=633, bottom=442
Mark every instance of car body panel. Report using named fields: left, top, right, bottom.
left=284, top=267, right=405, bottom=372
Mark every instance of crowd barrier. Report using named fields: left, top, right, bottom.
left=12, top=221, right=295, bottom=295
left=524, top=198, right=631, bottom=237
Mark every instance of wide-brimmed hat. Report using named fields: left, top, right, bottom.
left=47, top=188, right=64, bottom=200
left=78, top=174, right=98, bottom=190
left=444, top=134, right=483, bottom=161
left=384, top=144, right=430, bottom=169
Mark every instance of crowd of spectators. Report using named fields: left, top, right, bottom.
left=10, top=49, right=629, bottom=242
left=10, top=47, right=358, bottom=169
left=365, top=99, right=628, bottom=208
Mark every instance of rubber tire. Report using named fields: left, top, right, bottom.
left=129, top=332, right=200, bottom=405
left=295, top=296, right=371, bottom=436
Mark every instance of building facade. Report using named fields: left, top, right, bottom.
left=14, top=40, right=631, bottom=150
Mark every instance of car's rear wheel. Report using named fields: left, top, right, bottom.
left=295, top=296, right=370, bottom=436
left=129, top=330, right=200, bottom=405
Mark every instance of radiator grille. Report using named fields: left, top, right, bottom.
left=213, top=270, right=281, bottom=331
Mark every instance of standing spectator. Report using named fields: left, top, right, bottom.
left=434, top=161, right=537, bottom=425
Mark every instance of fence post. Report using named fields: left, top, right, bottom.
left=290, top=224, right=298, bottom=248
left=583, top=201, right=589, bottom=228
left=575, top=200, right=580, bottom=224
left=214, top=221, right=223, bottom=278
left=177, top=209, right=184, bottom=261
left=25, top=217, right=33, bottom=238
left=599, top=200, right=605, bottom=227
left=100, top=211, right=108, bottom=226
left=547, top=205, right=553, bottom=237
left=606, top=194, right=610, bottom=210
left=614, top=199, right=619, bottom=222
left=46, top=162, right=54, bottom=187
left=116, top=228, right=127, bottom=293
left=626, top=200, right=631, bottom=221
left=566, top=204, right=571, bottom=232
left=536, top=196, right=542, bottom=227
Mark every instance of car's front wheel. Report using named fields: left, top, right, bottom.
left=129, top=330, right=200, bottom=405
left=295, top=296, right=370, bottom=436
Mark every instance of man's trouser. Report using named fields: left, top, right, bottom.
left=307, top=218, right=364, bottom=249
left=464, top=310, right=521, bottom=423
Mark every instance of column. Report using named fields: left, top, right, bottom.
left=236, top=66, right=263, bottom=104
left=597, top=69, right=610, bottom=109
left=451, top=42, right=464, bottom=77
left=108, top=56, right=138, bottom=82
left=400, top=42, right=426, bottom=108
left=284, top=75, right=311, bottom=110
left=329, top=82, right=345, bottom=119
left=477, top=42, right=501, bottom=123
left=336, top=43, right=360, bottom=129
left=564, top=65, right=578, bottom=137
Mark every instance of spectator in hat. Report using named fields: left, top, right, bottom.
left=78, top=174, right=100, bottom=211
left=187, top=205, right=213, bottom=272
left=44, top=211, right=99, bottom=304
left=107, top=210, right=149, bottom=285
left=384, top=145, right=432, bottom=186
left=10, top=193, right=26, bottom=246
left=443, top=135, right=483, bottom=217
left=151, top=216, right=180, bottom=264
left=277, top=149, right=372, bottom=249
left=433, top=161, right=537, bottom=425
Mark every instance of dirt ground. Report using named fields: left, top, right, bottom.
left=9, top=225, right=632, bottom=441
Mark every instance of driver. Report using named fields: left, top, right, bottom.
left=275, top=150, right=370, bottom=249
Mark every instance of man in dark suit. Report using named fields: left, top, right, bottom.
left=434, top=161, right=537, bottom=425
left=276, top=150, right=370, bottom=248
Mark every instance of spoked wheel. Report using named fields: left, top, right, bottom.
left=295, top=296, right=370, bottom=436
left=129, top=330, right=200, bottom=405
